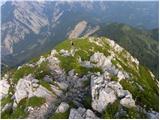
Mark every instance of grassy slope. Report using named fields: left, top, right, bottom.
left=55, top=38, right=159, bottom=113
left=1, top=96, right=45, bottom=119
left=94, top=23, right=159, bottom=78
left=1, top=37, right=159, bottom=118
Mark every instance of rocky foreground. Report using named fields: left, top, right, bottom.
left=0, top=37, right=159, bottom=119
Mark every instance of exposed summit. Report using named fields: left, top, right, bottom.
left=1, top=37, right=158, bottom=119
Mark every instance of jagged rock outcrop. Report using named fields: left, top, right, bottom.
left=55, top=102, right=69, bottom=113
left=0, top=75, right=10, bottom=100
left=1, top=37, right=158, bottom=119
left=13, top=74, right=64, bottom=118
left=14, top=74, right=55, bottom=104
left=69, top=107, right=99, bottom=119
left=91, top=73, right=135, bottom=113
left=146, top=111, right=159, bottom=119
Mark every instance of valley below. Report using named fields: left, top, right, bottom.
left=0, top=1, right=159, bottom=119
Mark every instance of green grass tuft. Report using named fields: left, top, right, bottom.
left=28, top=96, right=45, bottom=107
left=12, top=66, right=34, bottom=83
left=50, top=110, right=70, bottom=119
left=102, top=100, right=120, bottom=119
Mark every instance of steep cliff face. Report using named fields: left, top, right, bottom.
left=1, top=37, right=158, bottom=119
left=1, top=1, right=104, bottom=68
left=1, top=1, right=49, bottom=55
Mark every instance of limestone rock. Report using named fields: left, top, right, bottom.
left=120, top=95, right=136, bottom=108
left=91, top=74, right=136, bottom=113
left=69, top=108, right=85, bottom=119
left=44, top=75, right=53, bottom=83
left=107, top=39, right=123, bottom=53
left=47, top=54, right=64, bottom=78
left=117, top=71, right=129, bottom=81
left=1, top=103, right=12, bottom=113
left=80, top=61, right=93, bottom=68
left=69, top=20, right=87, bottom=39
left=56, top=82, right=68, bottom=91
left=50, top=85, right=63, bottom=97
left=146, top=111, right=159, bottom=119
left=37, top=56, right=46, bottom=65
left=55, top=102, right=69, bottom=113
left=68, top=69, right=75, bottom=76
left=91, top=75, right=117, bottom=113
left=60, top=49, right=70, bottom=56
left=90, top=52, right=112, bottom=69
left=0, top=79, right=10, bottom=100
left=69, top=107, right=98, bottom=119
left=51, top=49, right=58, bottom=56
left=86, top=109, right=99, bottom=119
left=14, top=74, right=54, bottom=103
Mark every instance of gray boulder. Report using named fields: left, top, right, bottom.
left=55, top=102, right=69, bottom=113
left=14, top=74, right=54, bottom=103
left=146, top=111, right=159, bottom=119
left=0, top=79, right=10, bottom=100
left=69, top=107, right=98, bottom=119
left=44, top=75, right=53, bottom=83
left=69, top=107, right=85, bottom=119
left=120, top=95, right=136, bottom=108
left=91, top=74, right=136, bottom=113
left=86, top=109, right=99, bottom=119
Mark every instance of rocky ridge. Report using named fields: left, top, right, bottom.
left=0, top=37, right=159, bottom=119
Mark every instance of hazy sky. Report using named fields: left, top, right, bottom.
left=0, top=0, right=159, bottom=6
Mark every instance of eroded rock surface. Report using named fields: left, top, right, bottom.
left=55, top=102, right=69, bottom=113
left=91, top=73, right=136, bottom=113
left=0, top=78, right=10, bottom=100
left=69, top=107, right=99, bottom=119
left=1, top=37, right=158, bottom=119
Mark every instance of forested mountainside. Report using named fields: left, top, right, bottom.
left=1, top=1, right=159, bottom=73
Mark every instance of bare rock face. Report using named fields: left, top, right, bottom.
left=43, top=75, right=53, bottom=83
left=91, top=73, right=136, bottom=113
left=85, top=109, right=99, bottom=119
left=0, top=79, right=10, bottom=100
left=69, top=107, right=99, bottom=119
left=90, top=52, right=129, bottom=81
left=1, top=1, right=49, bottom=56
left=91, top=74, right=117, bottom=112
left=55, top=102, right=69, bottom=113
left=12, top=74, right=58, bottom=118
left=59, top=49, right=71, bottom=57
left=69, top=107, right=85, bottom=119
left=37, top=56, right=46, bottom=65
left=1, top=37, right=159, bottom=119
left=47, top=51, right=61, bottom=74
left=1, top=20, right=30, bottom=55
left=90, top=52, right=113, bottom=70
left=56, top=82, right=68, bottom=91
left=13, top=1, right=48, bottom=34
left=1, top=103, right=12, bottom=113
left=146, top=111, right=159, bottom=119
left=69, top=21, right=87, bottom=39
left=120, top=95, right=136, bottom=108
left=14, top=74, right=55, bottom=104
left=84, top=26, right=100, bottom=37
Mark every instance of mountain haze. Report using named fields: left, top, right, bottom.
left=1, top=1, right=159, bottom=72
